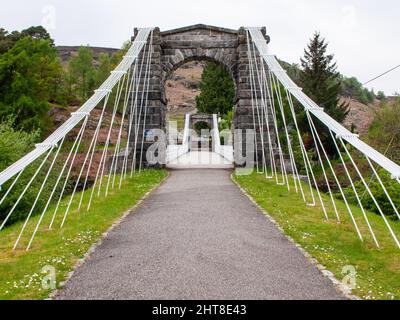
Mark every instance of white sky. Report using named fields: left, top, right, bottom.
left=1, top=0, right=399, bottom=95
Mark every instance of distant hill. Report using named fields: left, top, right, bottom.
left=56, top=46, right=119, bottom=63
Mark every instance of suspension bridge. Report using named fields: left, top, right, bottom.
left=0, top=24, right=399, bottom=299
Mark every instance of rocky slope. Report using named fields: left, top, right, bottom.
left=342, top=98, right=376, bottom=136
left=57, top=46, right=118, bottom=64
left=165, top=61, right=204, bottom=129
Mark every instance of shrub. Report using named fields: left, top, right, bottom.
left=342, top=168, right=400, bottom=218
left=0, top=119, right=62, bottom=227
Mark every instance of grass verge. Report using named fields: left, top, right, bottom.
left=233, top=172, right=400, bottom=300
left=0, top=169, right=167, bottom=300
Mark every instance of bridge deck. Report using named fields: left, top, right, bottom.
left=56, top=169, right=343, bottom=300
left=167, top=151, right=234, bottom=169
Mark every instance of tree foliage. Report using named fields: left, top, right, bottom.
left=0, top=26, right=53, bottom=55
left=0, top=36, right=64, bottom=132
left=368, top=102, right=400, bottom=164
left=0, top=119, right=62, bottom=227
left=343, top=167, right=400, bottom=218
left=68, top=46, right=97, bottom=101
left=300, top=32, right=349, bottom=123
left=298, top=32, right=350, bottom=157
left=341, top=76, right=375, bottom=105
left=97, top=52, right=112, bottom=86
left=196, top=62, right=235, bottom=116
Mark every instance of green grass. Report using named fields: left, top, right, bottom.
left=0, top=169, right=167, bottom=300
left=234, top=172, right=400, bottom=300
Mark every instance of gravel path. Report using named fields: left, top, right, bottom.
left=56, top=169, right=344, bottom=300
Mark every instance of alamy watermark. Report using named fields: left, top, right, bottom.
left=341, top=265, right=357, bottom=290
left=41, top=265, right=56, bottom=290
left=41, top=5, right=57, bottom=31
left=145, top=124, right=256, bottom=175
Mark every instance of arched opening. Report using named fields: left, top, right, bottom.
left=165, top=61, right=204, bottom=135
left=164, top=58, right=236, bottom=167
left=165, top=59, right=236, bottom=139
left=194, top=121, right=211, bottom=135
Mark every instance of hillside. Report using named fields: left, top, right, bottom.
left=57, top=46, right=119, bottom=65
left=165, top=61, right=204, bottom=129
left=342, top=98, right=376, bottom=136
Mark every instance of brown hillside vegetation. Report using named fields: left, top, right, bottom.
left=165, top=61, right=204, bottom=129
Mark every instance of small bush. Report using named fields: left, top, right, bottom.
left=0, top=119, right=62, bottom=227
left=342, top=168, right=400, bottom=218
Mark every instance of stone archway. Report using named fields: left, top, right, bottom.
left=190, top=114, right=213, bottom=132
left=130, top=24, right=272, bottom=166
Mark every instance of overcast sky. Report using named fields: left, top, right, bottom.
left=1, top=0, right=399, bottom=94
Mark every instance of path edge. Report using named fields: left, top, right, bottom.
left=231, top=173, right=361, bottom=301
left=49, top=171, right=170, bottom=300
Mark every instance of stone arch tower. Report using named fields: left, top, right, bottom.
left=130, top=24, right=272, bottom=166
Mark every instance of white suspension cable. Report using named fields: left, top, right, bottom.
left=365, top=157, right=400, bottom=221
left=50, top=115, right=89, bottom=229
left=306, top=111, right=339, bottom=222
left=0, top=148, right=54, bottom=231
left=86, top=73, right=127, bottom=211
left=307, top=114, right=366, bottom=238
left=246, top=31, right=261, bottom=173
left=0, top=169, right=24, bottom=207
left=96, top=75, right=127, bottom=198
left=77, top=94, right=112, bottom=211
left=267, top=70, right=287, bottom=186
left=286, top=92, right=316, bottom=206
left=22, top=139, right=65, bottom=250
left=246, top=27, right=400, bottom=181
left=340, top=138, right=400, bottom=248
left=130, top=42, right=151, bottom=175
left=0, top=28, right=154, bottom=188
left=13, top=146, right=56, bottom=250
left=138, top=32, right=154, bottom=173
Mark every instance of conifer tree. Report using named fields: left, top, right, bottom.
left=299, top=32, right=349, bottom=157
left=196, top=62, right=235, bottom=116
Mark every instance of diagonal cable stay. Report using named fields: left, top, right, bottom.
left=0, top=28, right=154, bottom=250
left=245, top=27, right=400, bottom=248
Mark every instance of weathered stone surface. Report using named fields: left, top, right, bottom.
left=128, top=24, right=274, bottom=167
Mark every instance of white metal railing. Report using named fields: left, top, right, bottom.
left=166, top=114, right=191, bottom=163
left=212, top=114, right=234, bottom=163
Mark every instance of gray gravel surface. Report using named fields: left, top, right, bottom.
left=56, top=169, right=344, bottom=300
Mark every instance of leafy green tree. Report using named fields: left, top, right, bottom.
left=196, top=62, right=235, bottom=116
left=341, top=76, right=375, bottom=104
left=110, top=41, right=131, bottom=68
left=377, top=91, right=386, bottom=103
left=0, top=26, right=53, bottom=55
left=21, top=26, right=53, bottom=44
left=299, top=32, right=349, bottom=157
left=97, top=53, right=112, bottom=85
left=279, top=59, right=302, bottom=86
left=68, top=46, right=97, bottom=101
left=0, top=37, right=64, bottom=132
left=0, top=28, right=14, bottom=54
left=368, top=102, right=400, bottom=163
